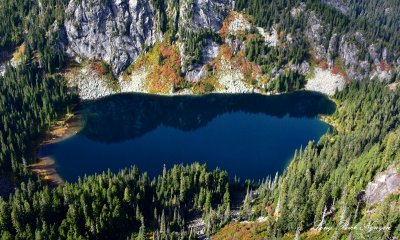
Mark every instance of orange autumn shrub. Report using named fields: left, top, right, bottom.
left=220, top=44, right=234, bottom=60
left=220, top=12, right=244, bottom=38
left=380, top=59, right=390, bottom=72
left=146, top=44, right=183, bottom=93
left=319, top=60, right=328, bottom=69
left=89, top=62, right=106, bottom=76
left=213, top=222, right=269, bottom=240
left=332, top=59, right=351, bottom=82
left=234, top=50, right=261, bottom=80
left=331, top=65, right=339, bottom=74
left=208, top=42, right=262, bottom=87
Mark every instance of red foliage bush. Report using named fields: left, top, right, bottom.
left=319, top=60, right=328, bottom=69
left=90, top=62, right=106, bottom=76
left=331, top=66, right=339, bottom=75
left=380, top=60, right=390, bottom=72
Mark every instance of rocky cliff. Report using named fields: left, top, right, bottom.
left=64, top=0, right=230, bottom=75
left=60, top=0, right=399, bottom=99
left=304, top=11, right=393, bottom=82
left=364, top=168, right=400, bottom=205
left=65, top=0, right=160, bottom=75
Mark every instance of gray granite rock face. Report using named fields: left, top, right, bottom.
left=364, top=168, right=400, bottom=205
left=64, top=0, right=160, bottom=75
left=0, top=64, right=5, bottom=76
left=327, top=34, right=339, bottom=69
left=339, top=36, right=361, bottom=80
left=304, top=13, right=392, bottom=82
left=185, top=40, right=220, bottom=82
left=64, top=0, right=230, bottom=76
left=305, top=13, right=327, bottom=61
left=290, top=61, right=310, bottom=76
left=178, top=0, right=230, bottom=74
left=178, top=0, right=230, bottom=34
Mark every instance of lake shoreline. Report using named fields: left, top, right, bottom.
left=32, top=91, right=336, bottom=185
left=30, top=111, right=82, bottom=185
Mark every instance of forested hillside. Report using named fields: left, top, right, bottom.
left=0, top=0, right=67, bottom=72
left=0, top=3, right=70, bottom=201
left=325, top=0, right=400, bottom=33
left=0, top=0, right=399, bottom=239
left=236, top=0, right=400, bottom=68
left=0, top=0, right=74, bottom=175
left=217, top=82, right=400, bottom=239
left=0, top=164, right=232, bottom=239
left=1, top=80, right=399, bottom=239
left=0, top=57, right=75, bottom=173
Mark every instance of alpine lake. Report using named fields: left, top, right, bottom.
left=38, top=92, right=335, bottom=182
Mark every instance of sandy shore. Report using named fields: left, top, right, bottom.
left=30, top=158, right=63, bottom=185
left=40, top=113, right=81, bottom=144
left=30, top=113, right=82, bottom=185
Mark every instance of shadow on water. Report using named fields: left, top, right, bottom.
left=39, top=91, right=336, bottom=182
left=80, top=92, right=335, bottom=143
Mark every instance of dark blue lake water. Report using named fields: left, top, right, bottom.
left=39, top=92, right=335, bottom=182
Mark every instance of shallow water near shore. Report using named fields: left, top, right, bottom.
left=38, top=92, right=335, bottom=182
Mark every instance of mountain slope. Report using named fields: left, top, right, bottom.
left=63, top=0, right=400, bottom=99
left=1, top=0, right=399, bottom=97
left=324, top=0, right=400, bottom=33
left=0, top=0, right=400, bottom=239
left=215, top=82, right=400, bottom=239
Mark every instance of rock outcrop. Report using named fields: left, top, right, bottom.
left=178, top=0, right=230, bottom=34
left=0, top=64, right=5, bottom=76
left=364, top=168, right=400, bottom=205
left=327, top=34, right=338, bottom=69
left=178, top=0, right=230, bottom=76
left=305, top=67, right=345, bottom=96
left=64, top=0, right=160, bottom=75
left=64, top=0, right=230, bottom=76
left=305, top=12, right=392, bottom=82
left=305, top=12, right=328, bottom=61
left=185, top=39, right=220, bottom=82
left=339, top=37, right=361, bottom=80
